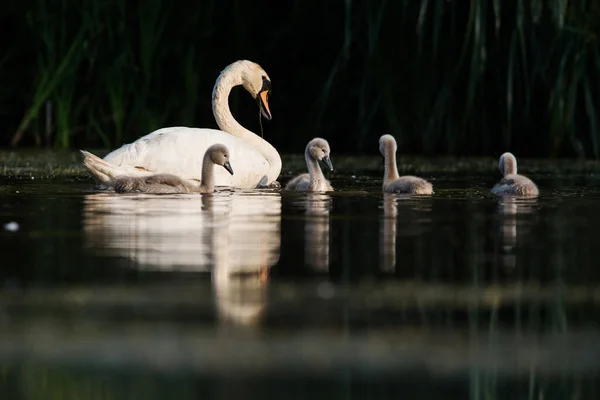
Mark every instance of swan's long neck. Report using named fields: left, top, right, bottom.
left=383, top=146, right=400, bottom=183
left=502, top=156, right=518, bottom=176
left=200, top=152, right=215, bottom=191
left=212, top=67, right=282, bottom=183
left=306, top=150, right=326, bottom=185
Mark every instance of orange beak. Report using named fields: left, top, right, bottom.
left=258, top=90, right=272, bottom=120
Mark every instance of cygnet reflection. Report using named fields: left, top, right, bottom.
left=303, top=193, right=332, bottom=271
left=379, top=193, right=398, bottom=272
left=83, top=190, right=281, bottom=326
left=496, top=196, right=538, bottom=269
left=379, top=193, right=433, bottom=272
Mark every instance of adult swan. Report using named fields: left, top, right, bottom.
left=82, top=60, right=281, bottom=189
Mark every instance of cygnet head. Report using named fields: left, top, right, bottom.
left=232, top=60, right=272, bottom=121
left=379, top=134, right=397, bottom=156
left=306, top=138, right=333, bottom=171
left=207, top=144, right=234, bottom=175
left=499, top=152, right=517, bottom=176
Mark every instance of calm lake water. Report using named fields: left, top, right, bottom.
left=1, top=155, right=600, bottom=399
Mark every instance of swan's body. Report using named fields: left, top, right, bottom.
left=108, top=144, right=233, bottom=194
left=491, top=152, right=538, bottom=196
left=285, top=138, right=334, bottom=192
left=379, top=134, right=433, bottom=195
left=83, top=60, right=280, bottom=189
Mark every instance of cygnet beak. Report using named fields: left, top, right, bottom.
left=322, top=155, right=333, bottom=171
left=223, top=161, right=234, bottom=175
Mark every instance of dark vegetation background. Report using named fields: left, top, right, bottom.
left=1, top=0, right=600, bottom=158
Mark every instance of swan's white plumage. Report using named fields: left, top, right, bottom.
left=84, top=60, right=280, bottom=189
left=103, top=127, right=271, bottom=188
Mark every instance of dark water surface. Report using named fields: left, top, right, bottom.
left=2, top=158, right=600, bottom=399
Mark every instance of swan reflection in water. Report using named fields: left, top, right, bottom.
left=379, top=193, right=433, bottom=272
left=303, top=193, right=332, bottom=271
left=496, top=196, right=538, bottom=269
left=286, top=192, right=332, bottom=272
left=83, top=190, right=281, bottom=326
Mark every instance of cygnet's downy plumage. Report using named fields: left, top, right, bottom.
left=379, top=134, right=433, bottom=195
left=491, top=152, right=538, bottom=196
left=112, top=144, right=234, bottom=194
left=285, top=138, right=334, bottom=192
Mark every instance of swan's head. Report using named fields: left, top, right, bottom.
left=236, top=60, right=273, bottom=121
left=307, top=138, right=333, bottom=171
left=208, top=144, right=234, bottom=175
left=379, top=134, right=397, bottom=156
left=499, top=152, right=517, bottom=176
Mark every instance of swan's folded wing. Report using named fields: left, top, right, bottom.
left=103, top=127, right=271, bottom=188
left=285, top=173, right=310, bottom=191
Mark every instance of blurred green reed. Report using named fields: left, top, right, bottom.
left=3, top=1, right=600, bottom=157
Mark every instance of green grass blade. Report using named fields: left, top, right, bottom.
left=416, top=0, right=430, bottom=55
left=493, top=0, right=501, bottom=37
left=506, top=32, right=517, bottom=147
left=583, top=75, right=598, bottom=158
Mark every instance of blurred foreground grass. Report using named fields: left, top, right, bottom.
left=1, top=281, right=600, bottom=378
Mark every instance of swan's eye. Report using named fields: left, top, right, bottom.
left=260, top=76, right=272, bottom=92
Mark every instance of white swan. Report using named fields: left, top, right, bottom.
left=82, top=60, right=281, bottom=189
left=284, top=138, right=334, bottom=192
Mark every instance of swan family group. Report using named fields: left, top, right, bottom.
left=81, top=60, right=538, bottom=197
